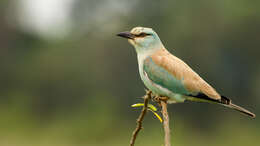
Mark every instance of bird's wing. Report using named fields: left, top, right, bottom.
left=143, top=49, right=221, bottom=100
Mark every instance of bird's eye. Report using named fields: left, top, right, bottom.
left=135, top=33, right=151, bottom=37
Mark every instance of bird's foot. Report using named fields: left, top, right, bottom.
left=153, top=96, right=169, bottom=102
left=152, top=96, right=169, bottom=107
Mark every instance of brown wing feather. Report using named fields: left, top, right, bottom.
left=151, top=49, right=221, bottom=100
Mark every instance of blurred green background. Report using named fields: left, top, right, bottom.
left=0, top=0, right=259, bottom=146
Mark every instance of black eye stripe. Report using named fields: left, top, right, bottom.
left=134, top=33, right=151, bottom=37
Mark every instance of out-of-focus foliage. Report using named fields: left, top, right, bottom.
left=0, top=0, right=259, bottom=146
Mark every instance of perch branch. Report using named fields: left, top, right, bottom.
left=161, top=99, right=171, bottom=146
left=130, top=90, right=152, bottom=146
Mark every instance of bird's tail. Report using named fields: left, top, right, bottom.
left=220, top=96, right=255, bottom=118
left=186, top=94, right=255, bottom=118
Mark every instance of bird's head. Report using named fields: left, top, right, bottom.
left=117, top=27, right=163, bottom=53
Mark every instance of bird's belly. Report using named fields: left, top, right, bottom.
left=139, top=68, right=185, bottom=103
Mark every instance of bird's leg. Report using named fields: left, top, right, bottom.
left=153, top=96, right=169, bottom=107
left=159, top=96, right=169, bottom=102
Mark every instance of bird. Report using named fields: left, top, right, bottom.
left=117, top=26, right=255, bottom=118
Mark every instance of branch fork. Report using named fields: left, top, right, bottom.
left=130, top=90, right=171, bottom=146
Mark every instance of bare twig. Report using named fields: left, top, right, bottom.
left=130, top=90, right=152, bottom=146
left=161, top=99, right=171, bottom=146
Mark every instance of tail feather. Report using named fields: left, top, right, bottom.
left=220, top=96, right=255, bottom=118
left=221, top=100, right=255, bottom=118
left=187, top=94, right=256, bottom=118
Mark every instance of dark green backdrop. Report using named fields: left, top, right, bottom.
left=0, top=0, right=259, bottom=146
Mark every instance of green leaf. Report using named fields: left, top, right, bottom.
left=131, top=103, right=144, bottom=108
left=131, top=103, right=162, bottom=122
left=148, top=104, right=158, bottom=111
left=149, top=109, right=163, bottom=123
left=131, top=103, right=158, bottom=111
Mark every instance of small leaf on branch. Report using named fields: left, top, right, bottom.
left=131, top=103, right=162, bottom=122
left=131, top=103, right=158, bottom=111
left=148, top=109, right=163, bottom=123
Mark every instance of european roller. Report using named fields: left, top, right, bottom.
left=117, top=26, right=255, bottom=118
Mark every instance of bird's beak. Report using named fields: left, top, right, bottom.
left=117, top=31, right=135, bottom=39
